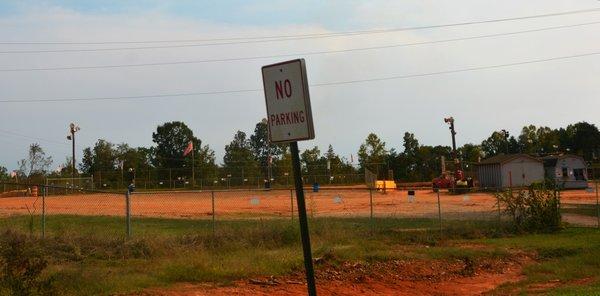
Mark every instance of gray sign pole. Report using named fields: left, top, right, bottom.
left=290, top=141, right=317, bottom=296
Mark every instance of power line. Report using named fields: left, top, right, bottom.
left=312, top=51, right=600, bottom=87
left=0, top=21, right=600, bottom=59
left=0, top=129, right=69, bottom=146
left=1, top=19, right=599, bottom=54
left=0, top=7, right=599, bottom=46
left=1, top=21, right=599, bottom=72
left=1, top=50, right=598, bottom=104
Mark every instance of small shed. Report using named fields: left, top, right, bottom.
left=542, top=154, right=588, bottom=189
left=477, top=154, right=545, bottom=189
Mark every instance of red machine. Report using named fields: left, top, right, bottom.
left=432, top=117, right=472, bottom=191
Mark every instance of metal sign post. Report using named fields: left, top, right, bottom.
left=262, top=58, right=316, bottom=296
left=290, top=141, right=317, bottom=296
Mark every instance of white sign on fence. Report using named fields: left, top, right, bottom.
left=262, top=59, right=315, bottom=143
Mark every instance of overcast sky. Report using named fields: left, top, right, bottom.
left=1, top=1, right=599, bottom=171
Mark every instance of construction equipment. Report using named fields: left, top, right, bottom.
left=432, top=117, right=473, bottom=191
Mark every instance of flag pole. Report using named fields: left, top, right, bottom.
left=191, top=142, right=195, bottom=189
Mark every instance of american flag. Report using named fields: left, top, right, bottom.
left=183, top=141, right=194, bottom=156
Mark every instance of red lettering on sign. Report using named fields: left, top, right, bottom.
left=275, top=79, right=293, bottom=99
left=284, top=79, right=292, bottom=97
left=275, top=81, right=284, bottom=99
left=269, top=110, right=308, bottom=126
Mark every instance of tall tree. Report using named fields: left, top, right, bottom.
left=402, top=132, right=420, bottom=158
left=358, top=133, right=388, bottom=174
left=0, top=166, right=8, bottom=180
left=323, top=145, right=354, bottom=175
left=80, top=139, right=117, bottom=174
left=518, top=125, right=539, bottom=154
left=152, top=121, right=200, bottom=169
left=56, top=156, right=76, bottom=177
left=18, top=143, right=53, bottom=177
left=114, top=144, right=153, bottom=172
left=458, top=143, right=483, bottom=164
left=223, top=131, right=259, bottom=178
left=568, top=122, right=600, bottom=159
left=481, top=131, right=519, bottom=156
left=536, top=126, right=560, bottom=154
left=272, top=146, right=293, bottom=182
left=249, top=119, right=284, bottom=177
left=196, top=144, right=218, bottom=179
left=301, top=146, right=322, bottom=175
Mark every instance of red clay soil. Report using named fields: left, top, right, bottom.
left=0, top=188, right=595, bottom=220
left=132, top=254, right=531, bottom=296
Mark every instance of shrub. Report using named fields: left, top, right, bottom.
left=0, top=231, right=56, bottom=295
left=496, top=186, right=561, bottom=233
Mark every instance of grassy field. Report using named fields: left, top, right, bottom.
left=484, top=227, right=600, bottom=295
left=0, top=215, right=598, bottom=295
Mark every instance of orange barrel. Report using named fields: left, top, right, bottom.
left=31, top=186, right=38, bottom=197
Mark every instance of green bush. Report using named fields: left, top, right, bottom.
left=0, top=231, right=56, bottom=296
left=496, top=187, right=561, bottom=233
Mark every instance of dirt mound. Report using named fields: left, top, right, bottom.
left=133, top=254, right=530, bottom=296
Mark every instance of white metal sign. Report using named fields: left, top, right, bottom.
left=262, top=59, right=315, bottom=143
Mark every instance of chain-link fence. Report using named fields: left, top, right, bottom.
left=559, top=180, right=600, bottom=227
left=0, top=182, right=126, bottom=239
left=0, top=182, right=598, bottom=240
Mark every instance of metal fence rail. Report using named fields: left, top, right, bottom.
left=0, top=181, right=598, bottom=239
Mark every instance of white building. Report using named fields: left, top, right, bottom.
left=477, top=154, right=545, bottom=189
left=542, top=154, right=588, bottom=189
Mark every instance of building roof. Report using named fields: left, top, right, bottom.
left=478, top=154, right=542, bottom=165
left=541, top=154, right=585, bottom=167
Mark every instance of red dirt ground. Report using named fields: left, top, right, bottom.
left=0, top=188, right=596, bottom=221
left=131, top=253, right=531, bottom=296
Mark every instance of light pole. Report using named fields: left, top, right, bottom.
left=501, top=129, right=510, bottom=154
left=128, top=168, right=136, bottom=187
left=66, top=123, right=80, bottom=188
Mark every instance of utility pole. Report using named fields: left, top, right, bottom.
left=66, top=123, right=80, bottom=189
left=501, top=129, right=510, bottom=154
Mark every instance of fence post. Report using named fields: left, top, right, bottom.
left=596, top=180, right=600, bottom=228
left=211, top=191, right=216, bottom=241
left=369, top=188, right=374, bottom=235
left=42, top=186, right=46, bottom=239
left=497, top=189, right=502, bottom=224
left=290, top=189, right=294, bottom=221
left=437, top=189, right=442, bottom=238
left=126, top=191, right=131, bottom=238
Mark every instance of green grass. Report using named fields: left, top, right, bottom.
left=482, top=228, right=600, bottom=295
left=561, top=203, right=600, bottom=218
left=0, top=215, right=599, bottom=295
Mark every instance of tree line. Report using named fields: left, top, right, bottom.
left=1, top=120, right=599, bottom=185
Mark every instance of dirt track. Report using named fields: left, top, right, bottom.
left=134, top=252, right=531, bottom=296
left=0, top=188, right=596, bottom=220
